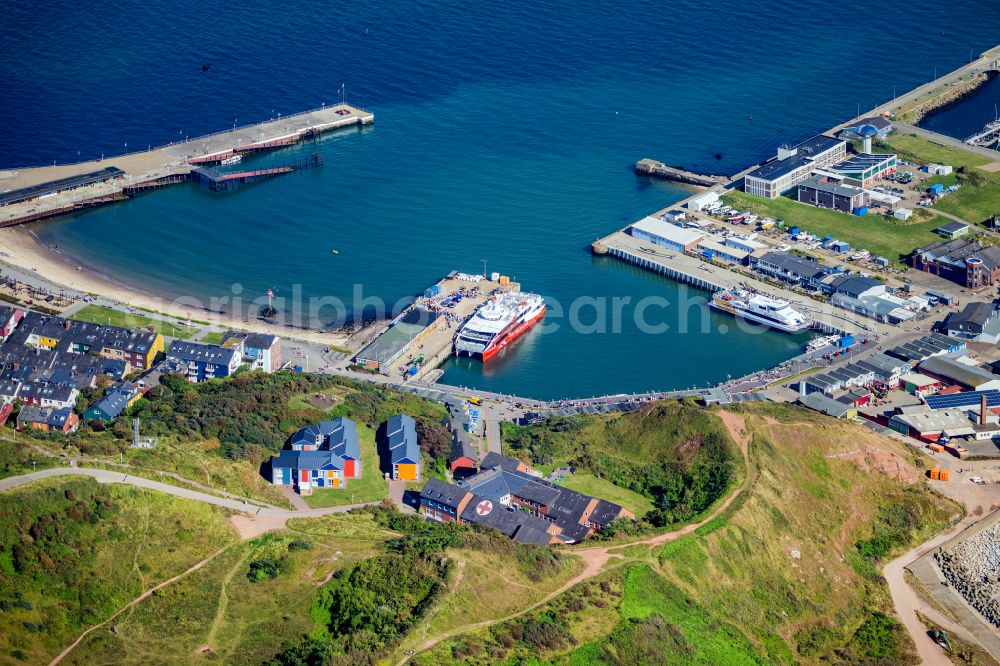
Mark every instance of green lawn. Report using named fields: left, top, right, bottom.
left=723, top=192, right=947, bottom=262
left=199, top=331, right=226, bottom=345
left=559, top=473, right=654, bottom=517
left=71, top=304, right=196, bottom=339
left=886, top=134, right=990, bottom=169
left=886, top=134, right=1000, bottom=224
left=303, top=423, right=388, bottom=508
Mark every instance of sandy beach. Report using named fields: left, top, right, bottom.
left=0, top=226, right=353, bottom=347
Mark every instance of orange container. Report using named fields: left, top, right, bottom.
left=928, top=443, right=944, bottom=452
left=939, top=470, right=949, bottom=482
left=929, top=468, right=940, bottom=480
left=499, top=275, right=510, bottom=285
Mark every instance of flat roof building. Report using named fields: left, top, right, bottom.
left=744, top=135, right=847, bottom=199
left=797, top=176, right=870, bottom=213
left=629, top=216, right=704, bottom=253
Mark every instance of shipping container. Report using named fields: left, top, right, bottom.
left=852, top=207, right=869, bottom=216
left=939, top=469, right=949, bottom=482
left=930, top=468, right=940, bottom=480
left=499, top=276, right=510, bottom=285
left=788, top=227, right=800, bottom=235
left=839, top=334, right=855, bottom=348
left=928, top=443, right=945, bottom=452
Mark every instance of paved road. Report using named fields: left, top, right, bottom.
left=883, top=517, right=986, bottom=665
left=895, top=122, right=1000, bottom=162
left=0, top=467, right=373, bottom=518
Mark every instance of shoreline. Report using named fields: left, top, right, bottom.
left=0, top=226, right=353, bottom=346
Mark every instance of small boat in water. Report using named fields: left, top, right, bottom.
left=220, top=154, right=242, bottom=166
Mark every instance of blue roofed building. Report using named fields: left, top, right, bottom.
left=164, top=341, right=241, bottom=382
left=384, top=414, right=422, bottom=481
left=84, top=382, right=142, bottom=422
left=270, top=417, right=362, bottom=493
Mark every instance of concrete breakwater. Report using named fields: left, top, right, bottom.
left=634, top=158, right=730, bottom=188
left=908, top=71, right=993, bottom=124
left=934, top=518, right=1000, bottom=628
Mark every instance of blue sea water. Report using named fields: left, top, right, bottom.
left=920, top=73, right=1000, bottom=141
left=3, top=1, right=999, bottom=399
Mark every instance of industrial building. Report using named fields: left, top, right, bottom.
left=354, top=307, right=440, bottom=374
left=800, top=352, right=911, bottom=395
left=628, top=216, right=704, bottom=253
left=935, top=221, right=970, bottom=239
left=912, top=238, right=1000, bottom=290
left=743, top=135, right=847, bottom=199
left=885, top=333, right=965, bottom=363
left=796, top=176, right=869, bottom=213
left=826, top=152, right=897, bottom=186
left=749, top=251, right=829, bottom=289
left=919, top=356, right=1000, bottom=392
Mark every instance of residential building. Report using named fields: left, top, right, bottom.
left=419, top=453, right=632, bottom=544
left=164, top=341, right=241, bottom=382
left=83, top=382, right=142, bottom=422
left=0, top=402, right=11, bottom=427
left=221, top=331, right=282, bottom=372
left=384, top=414, right=422, bottom=481
left=750, top=251, right=829, bottom=290
left=16, top=406, right=79, bottom=433
left=797, top=176, right=869, bottom=213
left=743, top=135, right=847, bottom=198
left=8, top=312, right=162, bottom=371
left=270, top=417, right=362, bottom=493
left=944, top=302, right=1000, bottom=344
left=629, top=216, right=703, bottom=253
left=0, top=344, right=127, bottom=389
left=0, top=306, right=24, bottom=340
left=912, top=238, right=1000, bottom=290
left=17, top=381, right=79, bottom=409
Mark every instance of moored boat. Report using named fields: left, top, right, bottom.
left=454, top=291, right=545, bottom=360
left=709, top=288, right=812, bottom=333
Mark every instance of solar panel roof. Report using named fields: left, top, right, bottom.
left=925, top=390, right=1000, bottom=411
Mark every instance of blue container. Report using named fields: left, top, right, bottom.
left=701, top=249, right=715, bottom=260
left=423, top=284, right=441, bottom=298
left=408, top=366, right=418, bottom=376
left=929, top=183, right=944, bottom=196
left=788, top=226, right=800, bottom=235
left=839, top=334, right=855, bottom=348
left=294, top=365, right=303, bottom=373
left=852, top=207, right=868, bottom=216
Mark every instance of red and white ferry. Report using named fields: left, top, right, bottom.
left=454, top=291, right=545, bottom=361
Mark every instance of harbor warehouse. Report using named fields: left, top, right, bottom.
left=628, top=216, right=703, bottom=253
left=354, top=308, right=439, bottom=374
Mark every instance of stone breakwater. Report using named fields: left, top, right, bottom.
left=935, top=521, right=1000, bottom=627
left=908, top=72, right=991, bottom=124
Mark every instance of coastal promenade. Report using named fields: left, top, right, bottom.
left=0, top=103, right=373, bottom=226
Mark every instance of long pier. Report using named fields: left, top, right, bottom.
left=634, top=158, right=730, bottom=188
left=0, top=103, right=373, bottom=226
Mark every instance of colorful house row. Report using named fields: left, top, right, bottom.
left=16, top=406, right=79, bottom=433
left=270, top=417, right=362, bottom=494
left=8, top=311, right=162, bottom=372
left=0, top=379, right=79, bottom=410
left=0, top=306, right=25, bottom=341
left=419, top=453, right=632, bottom=545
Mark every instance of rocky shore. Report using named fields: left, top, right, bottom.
left=906, top=71, right=992, bottom=124
left=935, top=521, right=1000, bottom=627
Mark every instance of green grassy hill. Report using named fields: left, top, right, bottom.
left=0, top=398, right=963, bottom=666
left=411, top=402, right=959, bottom=665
